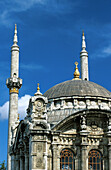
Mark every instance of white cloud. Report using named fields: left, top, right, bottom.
left=103, top=45, right=111, bottom=55
left=91, top=43, right=111, bottom=59
left=0, top=0, right=79, bottom=27
left=18, top=95, right=31, bottom=119
left=0, top=0, right=45, bottom=27
left=0, top=94, right=31, bottom=120
left=2, top=0, right=45, bottom=12
left=0, top=101, right=9, bottom=120
left=97, top=45, right=111, bottom=58
left=21, top=63, right=44, bottom=70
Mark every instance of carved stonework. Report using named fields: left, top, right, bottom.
left=80, top=115, right=87, bottom=131
left=87, top=114, right=108, bottom=135
left=33, top=135, right=44, bottom=141
left=35, top=100, right=44, bottom=112
left=36, top=158, right=43, bottom=168
left=27, top=92, right=48, bottom=122
left=107, top=117, right=111, bottom=133
left=88, top=120, right=103, bottom=135
left=36, top=142, right=45, bottom=169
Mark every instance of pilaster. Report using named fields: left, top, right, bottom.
left=80, top=114, right=89, bottom=170
left=18, top=141, right=24, bottom=170
left=16, top=154, right=20, bottom=170
left=29, top=131, right=48, bottom=170
left=108, top=146, right=111, bottom=170
left=20, top=150, right=24, bottom=170
left=107, top=116, right=111, bottom=170
left=11, top=155, right=15, bottom=170
left=25, top=151, right=29, bottom=170
left=52, top=144, right=57, bottom=170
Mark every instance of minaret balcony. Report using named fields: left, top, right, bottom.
left=6, top=77, right=22, bottom=89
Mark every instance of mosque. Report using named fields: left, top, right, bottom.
left=6, top=25, right=111, bottom=170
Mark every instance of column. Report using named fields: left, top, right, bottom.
left=57, top=154, right=60, bottom=170
left=11, top=155, right=15, bottom=170
left=44, top=152, right=48, bottom=170
left=25, top=152, right=29, bottom=170
left=81, top=145, right=88, bottom=170
left=108, top=146, right=111, bottom=170
left=16, top=155, right=20, bottom=170
left=107, top=116, right=111, bottom=170
left=20, top=149, right=24, bottom=170
left=52, top=145, right=57, bottom=170
left=29, top=135, right=32, bottom=170
left=75, top=147, right=80, bottom=170
left=80, top=114, right=88, bottom=170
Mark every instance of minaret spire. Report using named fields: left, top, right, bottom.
left=10, top=24, right=19, bottom=78
left=6, top=25, right=22, bottom=170
left=80, top=31, right=89, bottom=81
left=82, top=31, right=86, bottom=49
left=13, top=24, right=18, bottom=44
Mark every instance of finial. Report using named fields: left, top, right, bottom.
left=82, top=31, right=86, bottom=50
left=37, top=83, right=40, bottom=92
left=17, top=113, right=19, bottom=121
left=15, top=24, right=17, bottom=31
left=13, top=24, right=18, bottom=44
left=34, top=83, right=42, bottom=96
left=75, top=61, right=78, bottom=68
left=73, top=62, right=80, bottom=80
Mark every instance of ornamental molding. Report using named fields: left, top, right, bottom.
left=10, top=87, right=19, bottom=94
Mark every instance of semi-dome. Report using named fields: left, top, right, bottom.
left=44, top=80, right=111, bottom=99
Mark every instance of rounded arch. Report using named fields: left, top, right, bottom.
left=52, top=109, right=111, bottom=131
left=60, top=148, right=75, bottom=170
left=59, top=146, right=76, bottom=156
left=88, top=149, right=103, bottom=170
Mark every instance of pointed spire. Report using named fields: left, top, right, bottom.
left=34, top=83, right=42, bottom=96
left=13, top=24, right=18, bottom=44
left=82, top=30, right=86, bottom=50
left=73, top=62, right=80, bottom=80
left=80, top=31, right=89, bottom=81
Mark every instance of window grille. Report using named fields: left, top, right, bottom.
left=60, top=149, right=74, bottom=170
left=88, top=149, right=103, bottom=170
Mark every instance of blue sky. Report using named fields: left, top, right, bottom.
left=0, top=0, right=111, bottom=164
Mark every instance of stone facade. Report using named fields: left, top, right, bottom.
left=9, top=99, right=111, bottom=170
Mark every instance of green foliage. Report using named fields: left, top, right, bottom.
left=0, top=161, right=6, bottom=170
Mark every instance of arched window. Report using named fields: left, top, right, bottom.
left=88, top=149, right=103, bottom=170
left=60, top=149, right=74, bottom=170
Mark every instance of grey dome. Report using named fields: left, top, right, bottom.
left=44, top=80, right=111, bottom=99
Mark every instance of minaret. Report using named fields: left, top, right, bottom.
left=6, top=24, right=22, bottom=170
left=80, top=31, right=89, bottom=81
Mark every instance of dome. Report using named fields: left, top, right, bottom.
left=44, top=80, right=111, bottom=99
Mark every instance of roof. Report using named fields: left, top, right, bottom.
left=44, top=80, right=111, bottom=99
